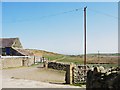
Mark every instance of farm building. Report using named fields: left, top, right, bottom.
left=0, top=38, right=33, bottom=56
left=0, top=38, right=35, bottom=68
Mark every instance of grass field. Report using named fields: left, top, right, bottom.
left=43, top=54, right=64, bottom=61
left=26, top=49, right=119, bottom=65
left=57, top=56, right=83, bottom=64
left=44, top=54, right=119, bottom=65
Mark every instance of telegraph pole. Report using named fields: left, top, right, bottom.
left=98, top=51, right=100, bottom=61
left=84, top=6, right=87, bottom=71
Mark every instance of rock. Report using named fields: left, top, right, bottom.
left=99, top=66, right=106, bottom=73
left=87, top=66, right=120, bottom=89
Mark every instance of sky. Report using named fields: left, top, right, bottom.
left=1, top=2, right=118, bottom=55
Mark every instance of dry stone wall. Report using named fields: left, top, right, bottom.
left=47, top=61, right=120, bottom=88
left=47, top=61, right=89, bottom=84
left=48, top=62, right=70, bottom=71
left=73, top=65, right=89, bottom=84
left=86, top=66, right=120, bottom=89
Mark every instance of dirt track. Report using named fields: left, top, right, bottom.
left=2, top=78, right=82, bottom=88
left=2, top=64, right=84, bottom=88
left=2, top=64, right=66, bottom=83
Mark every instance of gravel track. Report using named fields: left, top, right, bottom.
left=1, top=65, right=85, bottom=88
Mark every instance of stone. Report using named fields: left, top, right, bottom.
left=87, top=66, right=120, bottom=89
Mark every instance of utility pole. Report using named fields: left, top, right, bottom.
left=84, top=6, right=87, bottom=72
left=98, top=51, right=100, bottom=61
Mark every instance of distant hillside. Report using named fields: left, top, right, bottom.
left=25, top=49, right=64, bottom=60
left=25, top=49, right=119, bottom=64
left=87, top=53, right=120, bottom=56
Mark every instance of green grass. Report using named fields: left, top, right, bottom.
left=71, top=83, right=86, bottom=87
left=57, top=56, right=84, bottom=64
left=43, top=53, right=118, bottom=65
left=43, top=54, right=64, bottom=61
left=44, top=55, right=84, bottom=64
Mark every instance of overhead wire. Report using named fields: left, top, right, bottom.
left=35, top=7, right=119, bottom=21
left=33, top=7, right=83, bottom=19
left=8, top=7, right=119, bottom=23
left=8, top=7, right=83, bottom=23
left=88, top=8, right=119, bottom=20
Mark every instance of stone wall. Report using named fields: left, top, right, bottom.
left=0, top=56, right=34, bottom=69
left=48, top=62, right=70, bottom=71
left=73, top=65, right=89, bottom=84
left=46, top=61, right=120, bottom=87
left=47, top=62, right=89, bottom=84
left=86, top=66, right=120, bottom=89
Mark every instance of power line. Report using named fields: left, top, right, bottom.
left=35, top=8, right=83, bottom=19
left=8, top=7, right=119, bottom=23
left=39, top=7, right=119, bottom=21
left=8, top=7, right=83, bottom=23
left=89, top=8, right=119, bottom=20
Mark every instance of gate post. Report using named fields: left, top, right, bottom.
left=44, top=60, right=48, bottom=69
left=65, top=63, right=74, bottom=84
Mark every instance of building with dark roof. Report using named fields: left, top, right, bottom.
left=0, top=38, right=23, bottom=48
left=0, top=38, right=33, bottom=56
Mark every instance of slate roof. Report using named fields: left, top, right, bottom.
left=0, top=38, right=18, bottom=48
left=0, top=38, right=34, bottom=56
left=14, top=48, right=34, bottom=56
